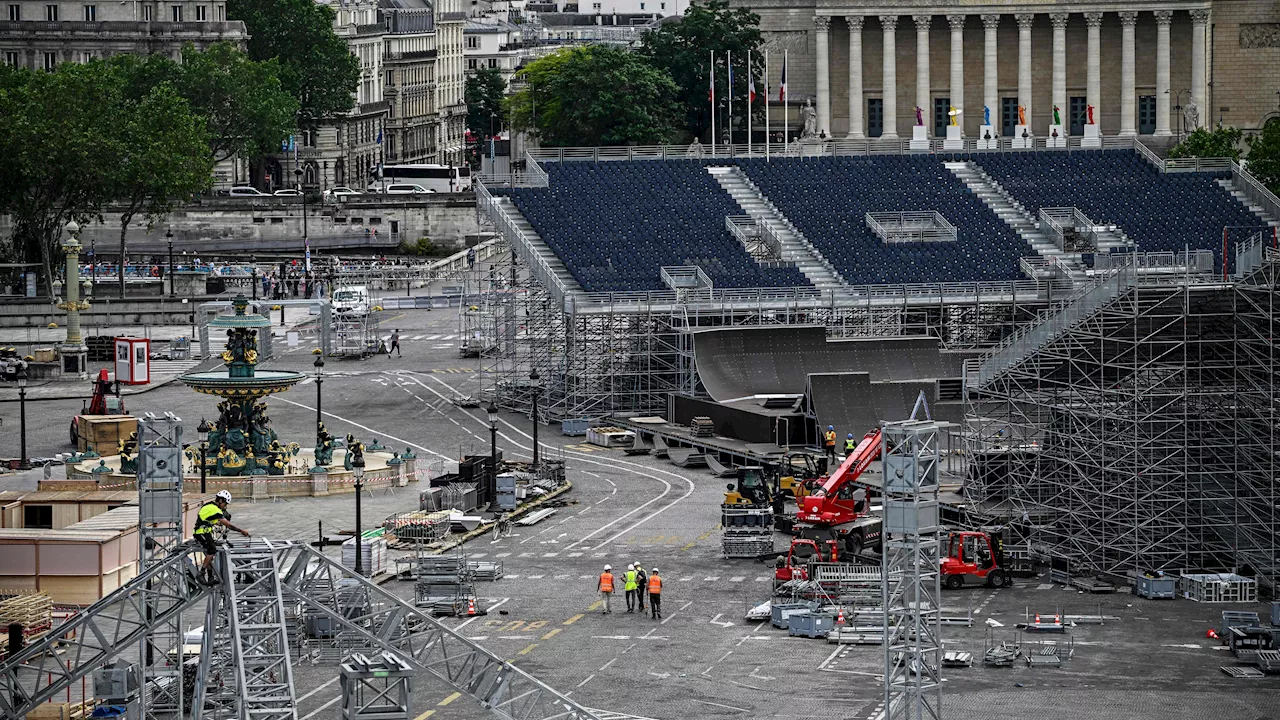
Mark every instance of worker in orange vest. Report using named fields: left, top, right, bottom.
left=647, top=568, right=663, bottom=619
left=597, top=564, right=615, bottom=614
left=823, top=426, right=837, bottom=462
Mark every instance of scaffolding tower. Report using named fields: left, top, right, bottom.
left=966, top=259, right=1280, bottom=588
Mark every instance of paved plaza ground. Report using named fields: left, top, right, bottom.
left=1, top=305, right=1277, bottom=720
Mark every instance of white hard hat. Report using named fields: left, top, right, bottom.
left=604, top=564, right=611, bottom=570
left=215, top=490, right=233, bottom=502
left=627, top=563, right=634, bottom=570
left=652, top=568, right=658, bottom=573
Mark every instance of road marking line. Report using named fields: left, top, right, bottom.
left=495, top=552, right=510, bottom=557
left=541, top=628, right=562, bottom=640
left=599, top=658, right=617, bottom=671
left=717, top=650, right=733, bottom=663
left=679, top=601, right=693, bottom=611
left=730, top=576, right=745, bottom=582
left=412, top=710, right=436, bottom=720
left=576, top=675, right=595, bottom=688
left=507, top=574, right=520, bottom=579
left=527, top=574, right=545, bottom=579
left=426, top=334, right=442, bottom=340
left=568, top=552, right=583, bottom=557
left=297, top=677, right=340, bottom=702
left=299, top=696, right=341, bottom=720
left=455, top=598, right=508, bottom=631
left=518, top=643, right=538, bottom=656
left=704, top=576, right=720, bottom=582
left=438, top=692, right=462, bottom=706
left=755, top=576, right=769, bottom=582
left=678, top=577, right=692, bottom=582
left=565, top=614, right=585, bottom=625
left=588, top=600, right=603, bottom=611
left=692, top=700, right=747, bottom=712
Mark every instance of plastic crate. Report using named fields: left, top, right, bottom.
left=771, top=602, right=810, bottom=629
left=1181, top=573, right=1258, bottom=603
left=788, top=610, right=836, bottom=639
left=560, top=419, right=589, bottom=436
left=1135, top=575, right=1177, bottom=600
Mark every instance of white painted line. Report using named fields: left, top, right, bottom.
left=506, top=574, right=520, bottom=579
left=296, top=677, right=340, bottom=702
left=454, top=598, right=509, bottom=631
left=678, top=577, right=692, bottom=582
left=495, top=552, right=511, bottom=558
left=273, top=395, right=450, bottom=459
left=299, top=695, right=341, bottom=720
left=576, top=674, right=595, bottom=688
left=527, top=575, right=545, bottom=579
left=568, top=552, right=583, bottom=557
left=755, top=576, right=769, bottom=582
left=599, top=658, right=617, bottom=671
left=730, top=576, right=745, bottom=583
left=426, top=334, right=442, bottom=340
left=692, top=700, right=747, bottom=713
left=704, top=576, right=720, bottom=582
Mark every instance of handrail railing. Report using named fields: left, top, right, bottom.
left=1233, top=161, right=1280, bottom=227
left=759, top=219, right=785, bottom=260
left=1235, top=230, right=1270, bottom=278
left=1038, top=207, right=1098, bottom=251
left=475, top=180, right=571, bottom=309
left=865, top=211, right=958, bottom=243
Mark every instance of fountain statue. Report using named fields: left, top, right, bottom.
left=180, top=295, right=305, bottom=476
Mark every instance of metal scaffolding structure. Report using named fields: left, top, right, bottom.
left=965, top=255, right=1280, bottom=588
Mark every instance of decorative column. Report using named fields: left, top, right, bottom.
left=815, top=15, right=832, bottom=136
left=1085, top=13, right=1102, bottom=129
left=982, top=15, right=1000, bottom=130
left=1050, top=13, right=1069, bottom=127
left=947, top=15, right=965, bottom=135
left=881, top=15, right=900, bottom=139
left=1119, top=12, right=1138, bottom=135
left=1016, top=14, right=1034, bottom=128
left=848, top=16, right=865, bottom=138
left=58, top=221, right=89, bottom=379
left=913, top=15, right=932, bottom=135
left=1155, top=10, right=1173, bottom=136
left=1191, top=9, right=1209, bottom=128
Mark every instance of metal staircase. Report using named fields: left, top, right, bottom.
left=221, top=540, right=299, bottom=720
left=1217, top=178, right=1280, bottom=228
left=944, top=161, right=1087, bottom=283
left=490, top=195, right=585, bottom=294
left=706, top=165, right=849, bottom=293
left=970, top=261, right=1137, bottom=388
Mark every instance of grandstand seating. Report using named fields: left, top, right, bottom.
left=737, top=155, right=1035, bottom=285
left=505, top=161, right=811, bottom=293
left=976, top=149, right=1267, bottom=271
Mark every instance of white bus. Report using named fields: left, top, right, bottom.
left=379, top=164, right=472, bottom=193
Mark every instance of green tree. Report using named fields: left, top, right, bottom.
left=107, top=83, right=213, bottom=296
left=466, top=67, right=507, bottom=167
left=227, top=0, right=359, bottom=124
left=1168, top=126, right=1245, bottom=161
left=507, top=47, right=680, bottom=146
left=175, top=43, right=299, bottom=162
left=1245, top=118, right=1280, bottom=196
left=0, top=63, right=121, bottom=293
left=640, top=0, right=763, bottom=141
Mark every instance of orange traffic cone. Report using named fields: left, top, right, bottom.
left=1207, top=629, right=1219, bottom=640
left=467, top=598, right=478, bottom=616
left=836, top=607, right=846, bottom=626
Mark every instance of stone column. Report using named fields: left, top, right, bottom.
left=1085, top=13, right=1102, bottom=129
left=881, top=15, right=900, bottom=139
left=1155, top=10, right=1173, bottom=136
left=1050, top=13, right=1069, bottom=126
left=815, top=15, right=832, bottom=136
left=848, top=16, right=865, bottom=138
left=913, top=14, right=932, bottom=135
left=947, top=14, right=966, bottom=135
left=1016, top=14, right=1034, bottom=128
left=1191, top=9, right=1209, bottom=128
left=1119, top=11, right=1138, bottom=136
left=982, top=15, right=1000, bottom=130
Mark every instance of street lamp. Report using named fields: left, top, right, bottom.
left=17, top=365, right=28, bottom=471
left=197, top=418, right=211, bottom=494
left=166, top=229, right=174, bottom=297
left=295, top=168, right=309, bottom=296
left=486, top=401, right=498, bottom=506
left=314, top=355, right=325, bottom=437
left=528, top=368, right=541, bottom=467
left=1169, top=89, right=1190, bottom=144
left=251, top=255, right=259, bottom=300
left=351, top=445, right=366, bottom=575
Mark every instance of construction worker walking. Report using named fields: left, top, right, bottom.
left=648, top=568, right=663, bottom=619
left=634, top=563, right=648, bottom=612
left=824, top=426, right=837, bottom=462
left=597, top=565, right=615, bottom=614
left=624, top=564, right=639, bottom=613
left=844, top=433, right=857, bottom=457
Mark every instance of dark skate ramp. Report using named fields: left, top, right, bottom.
left=806, top=373, right=962, bottom=437
left=692, top=326, right=963, bottom=402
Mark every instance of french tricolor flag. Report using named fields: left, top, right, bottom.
left=778, top=54, right=787, bottom=103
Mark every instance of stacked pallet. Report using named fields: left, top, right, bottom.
left=26, top=700, right=97, bottom=720
left=0, top=591, right=53, bottom=650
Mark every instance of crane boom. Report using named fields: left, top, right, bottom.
left=797, top=429, right=881, bottom=524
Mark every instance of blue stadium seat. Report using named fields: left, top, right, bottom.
left=507, top=161, right=811, bottom=293
left=975, top=149, right=1267, bottom=272
left=737, top=155, right=1034, bottom=285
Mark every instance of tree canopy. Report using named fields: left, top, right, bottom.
left=640, top=0, right=764, bottom=141
left=466, top=67, right=507, bottom=166
left=507, top=46, right=680, bottom=146
left=1245, top=118, right=1280, bottom=197
left=227, top=0, right=360, bottom=124
left=1168, top=126, right=1245, bottom=161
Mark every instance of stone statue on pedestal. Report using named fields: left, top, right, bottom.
left=687, top=137, right=704, bottom=158
left=800, top=98, right=818, bottom=139
left=915, top=106, right=924, bottom=126
left=1053, top=106, right=1061, bottom=125
left=984, top=106, right=991, bottom=126
left=1087, top=104, right=1095, bottom=125
left=1018, top=105, right=1026, bottom=126
left=1184, top=98, right=1199, bottom=130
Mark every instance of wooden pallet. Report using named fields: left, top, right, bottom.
left=26, top=699, right=96, bottom=720
left=0, top=592, right=52, bottom=629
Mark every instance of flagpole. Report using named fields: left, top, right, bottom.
left=709, top=50, right=716, bottom=157
left=727, top=49, right=733, bottom=151
left=747, top=49, right=752, bottom=157
left=764, top=50, right=770, bottom=161
left=783, top=49, right=789, bottom=151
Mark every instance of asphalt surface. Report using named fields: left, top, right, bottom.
left=2, top=306, right=1278, bottom=720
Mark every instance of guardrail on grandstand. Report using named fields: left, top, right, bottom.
left=474, top=178, right=573, bottom=310
left=1232, top=162, right=1280, bottom=228
left=475, top=149, right=550, bottom=188
left=866, top=211, right=958, bottom=243
left=1038, top=207, right=1098, bottom=251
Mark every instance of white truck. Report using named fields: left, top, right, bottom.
left=332, top=286, right=370, bottom=316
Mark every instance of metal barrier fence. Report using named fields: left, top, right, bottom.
left=865, top=211, right=957, bottom=243
left=1038, top=207, right=1098, bottom=251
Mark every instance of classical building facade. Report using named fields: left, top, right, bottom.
left=738, top=0, right=1280, bottom=141
left=435, top=0, right=468, bottom=165
left=0, top=0, right=245, bottom=69
left=383, top=0, right=440, bottom=164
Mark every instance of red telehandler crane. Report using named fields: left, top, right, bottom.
left=793, top=429, right=883, bottom=557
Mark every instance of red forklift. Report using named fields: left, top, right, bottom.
left=774, top=537, right=841, bottom=585
left=940, top=527, right=1029, bottom=589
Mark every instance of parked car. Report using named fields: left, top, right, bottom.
left=383, top=184, right=429, bottom=195
left=273, top=188, right=302, bottom=197
left=228, top=186, right=270, bottom=197
left=323, top=187, right=362, bottom=200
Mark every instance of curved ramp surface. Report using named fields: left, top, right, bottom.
left=807, top=373, right=963, bottom=437
left=693, top=326, right=962, bottom=402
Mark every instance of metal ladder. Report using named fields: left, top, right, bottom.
left=221, top=540, right=299, bottom=720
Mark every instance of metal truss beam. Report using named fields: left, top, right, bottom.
left=223, top=541, right=298, bottom=720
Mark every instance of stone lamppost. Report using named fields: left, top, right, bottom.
left=58, top=220, right=89, bottom=379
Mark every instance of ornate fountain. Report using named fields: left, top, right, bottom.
left=179, top=295, right=305, bottom=476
